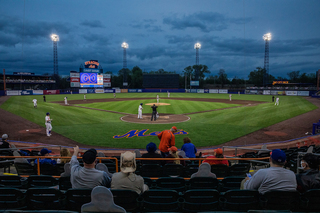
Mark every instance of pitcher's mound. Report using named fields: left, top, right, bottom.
left=121, top=114, right=190, bottom=124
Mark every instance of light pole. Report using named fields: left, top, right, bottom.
left=121, top=42, right=128, bottom=88
left=51, top=34, right=59, bottom=76
left=263, top=33, right=271, bottom=87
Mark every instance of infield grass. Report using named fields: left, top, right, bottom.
left=0, top=93, right=317, bottom=149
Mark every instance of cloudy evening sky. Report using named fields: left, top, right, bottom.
left=0, top=0, right=319, bottom=79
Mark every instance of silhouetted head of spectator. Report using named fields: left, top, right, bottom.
left=146, top=142, right=157, bottom=153
left=83, top=149, right=97, bottom=166
left=301, top=153, right=319, bottom=170
left=270, top=149, right=286, bottom=166
left=40, top=148, right=52, bottom=156
left=183, top=137, right=191, bottom=144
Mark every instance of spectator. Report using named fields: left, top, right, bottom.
left=60, top=163, right=71, bottom=177
left=296, top=153, right=320, bottom=193
left=158, top=126, right=178, bottom=157
left=96, top=163, right=113, bottom=178
left=165, top=146, right=185, bottom=166
left=191, top=162, right=217, bottom=178
left=57, top=148, right=72, bottom=164
left=70, top=146, right=111, bottom=189
left=35, top=148, right=57, bottom=165
left=81, top=186, right=126, bottom=213
left=0, top=134, right=10, bottom=149
left=181, top=137, right=197, bottom=158
left=202, top=148, right=229, bottom=166
left=111, top=151, right=148, bottom=194
left=243, top=149, right=297, bottom=194
left=141, top=142, right=162, bottom=165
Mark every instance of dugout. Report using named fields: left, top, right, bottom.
left=143, top=74, right=179, bottom=89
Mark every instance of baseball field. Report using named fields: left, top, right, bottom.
left=0, top=93, right=317, bottom=149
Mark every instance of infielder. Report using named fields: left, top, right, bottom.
left=229, top=94, right=232, bottom=101
left=275, top=97, right=280, bottom=106
left=157, top=94, right=159, bottom=103
left=45, top=112, right=52, bottom=137
left=138, top=103, right=143, bottom=119
left=64, top=97, right=68, bottom=105
left=32, top=99, right=37, bottom=108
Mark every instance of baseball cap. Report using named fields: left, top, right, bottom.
left=271, top=149, right=286, bottom=163
left=214, top=148, right=223, bottom=155
left=171, top=126, right=178, bottom=131
left=40, top=148, right=52, bottom=156
left=146, top=142, right=157, bottom=153
left=1, top=134, right=8, bottom=139
left=120, top=151, right=136, bottom=173
left=82, top=149, right=97, bottom=164
left=168, top=146, right=178, bottom=152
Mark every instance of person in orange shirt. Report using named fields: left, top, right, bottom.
left=157, top=126, right=178, bottom=157
left=202, top=148, right=229, bottom=166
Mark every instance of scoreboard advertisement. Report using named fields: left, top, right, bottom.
left=80, top=73, right=103, bottom=88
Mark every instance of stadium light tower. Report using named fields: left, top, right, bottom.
left=51, top=34, right=59, bottom=76
left=121, top=42, right=129, bottom=88
left=263, top=33, right=271, bottom=87
left=194, top=42, right=201, bottom=82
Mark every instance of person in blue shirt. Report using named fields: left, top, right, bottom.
left=181, top=137, right=197, bottom=158
left=35, top=148, right=57, bottom=165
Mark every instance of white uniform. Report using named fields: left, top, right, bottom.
left=157, top=95, right=159, bottom=103
left=45, top=115, right=52, bottom=136
left=32, top=99, right=37, bottom=108
left=64, top=97, right=68, bottom=105
left=114, top=93, right=116, bottom=99
left=84, top=95, right=86, bottom=100
left=168, top=92, right=170, bottom=98
left=275, top=97, right=280, bottom=106
left=138, top=105, right=143, bottom=119
left=229, top=94, right=232, bottom=101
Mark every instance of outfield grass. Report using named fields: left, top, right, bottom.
left=0, top=93, right=317, bottom=149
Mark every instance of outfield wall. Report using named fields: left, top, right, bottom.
left=0, top=88, right=316, bottom=96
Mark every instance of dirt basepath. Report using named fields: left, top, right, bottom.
left=0, top=96, right=319, bottom=155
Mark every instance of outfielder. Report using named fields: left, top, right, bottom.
left=32, top=99, right=37, bottom=108
left=167, top=91, right=170, bottom=98
left=138, top=103, right=143, bottom=119
left=229, top=94, right=232, bottom=101
left=45, top=112, right=52, bottom=137
left=64, top=97, right=68, bottom=105
left=157, top=94, right=159, bottom=103
left=275, top=97, right=280, bottom=106
left=84, top=94, right=86, bottom=101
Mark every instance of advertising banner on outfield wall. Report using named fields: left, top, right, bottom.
left=128, top=89, right=137, bottom=93
left=33, top=90, right=43, bottom=95
left=79, top=89, right=87, bottom=94
left=190, top=89, right=197, bottom=93
left=104, top=89, right=114, bottom=93
left=209, top=89, right=218, bottom=93
left=7, top=90, right=20, bottom=96
left=246, top=90, right=258, bottom=94
left=197, top=89, right=204, bottom=93
left=297, top=91, right=309, bottom=96
left=43, top=90, right=60, bottom=95
left=20, top=90, right=33, bottom=95
left=121, top=89, right=128, bottom=93
left=286, top=91, right=298, bottom=96
left=204, top=89, right=209, bottom=93
left=263, top=90, right=271, bottom=95
left=219, top=89, right=228, bottom=94
left=95, top=89, right=104, bottom=93
left=87, top=89, right=95, bottom=93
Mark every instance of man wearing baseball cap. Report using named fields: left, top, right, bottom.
left=157, top=126, right=178, bottom=157
left=0, top=134, right=10, bottom=149
left=35, top=148, right=57, bottom=165
left=244, top=149, right=296, bottom=194
left=70, top=146, right=111, bottom=189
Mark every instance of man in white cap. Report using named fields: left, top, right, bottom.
left=111, top=151, right=148, bottom=194
left=0, top=134, right=10, bottom=149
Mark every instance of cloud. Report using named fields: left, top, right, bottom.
left=80, top=20, right=105, bottom=28
left=163, top=12, right=247, bottom=32
left=130, top=19, right=163, bottom=32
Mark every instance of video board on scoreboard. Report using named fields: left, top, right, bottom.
left=80, top=73, right=103, bottom=88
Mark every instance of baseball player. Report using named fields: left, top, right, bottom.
left=229, top=94, right=232, bottom=101
left=45, top=112, right=52, bottom=137
left=84, top=94, right=86, bottom=101
left=32, top=99, right=37, bottom=108
left=151, top=104, right=158, bottom=121
left=275, top=97, right=280, bottom=106
left=167, top=91, right=170, bottom=98
left=114, top=93, right=116, bottom=99
left=64, top=97, right=68, bottom=105
left=157, top=94, right=159, bottom=103
left=138, top=103, right=143, bottom=119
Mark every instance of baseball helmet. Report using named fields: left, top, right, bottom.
left=46, top=112, right=50, bottom=115
left=140, top=103, right=143, bottom=105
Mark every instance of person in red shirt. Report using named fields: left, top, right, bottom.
left=202, top=148, right=229, bottom=166
left=157, top=126, right=178, bottom=157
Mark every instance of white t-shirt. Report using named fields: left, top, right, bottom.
left=33, top=99, right=37, bottom=105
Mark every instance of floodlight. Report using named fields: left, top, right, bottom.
left=121, top=42, right=129, bottom=49
left=194, top=42, right=201, bottom=49
left=51, top=34, right=59, bottom=42
left=263, top=33, right=272, bottom=41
